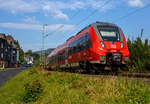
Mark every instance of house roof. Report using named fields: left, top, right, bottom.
left=0, top=33, right=6, bottom=39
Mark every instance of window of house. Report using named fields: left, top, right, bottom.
left=5, top=48, right=7, bottom=52
left=13, top=50, right=16, bottom=54
left=1, top=53, right=3, bottom=59
left=1, top=43, right=3, bottom=48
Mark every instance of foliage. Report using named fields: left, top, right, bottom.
left=32, top=53, right=40, bottom=61
left=16, top=40, right=24, bottom=63
left=117, top=79, right=150, bottom=104
left=0, top=67, right=150, bottom=104
left=25, top=50, right=40, bottom=64
left=123, top=85, right=150, bottom=104
left=22, top=80, right=43, bottom=103
left=25, top=50, right=32, bottom=56
left=127, top=37, right=150, bottom=72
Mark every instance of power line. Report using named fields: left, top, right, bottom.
left=45, top=1, right=85, bottom=33
left=44, top=6, right=82, bottom=36
left=62, top=0, right=113, bottom=37
left=45, top=0, right=113, bottom=39
left=43, top=0, right=113, bottom=45
left=75, top=0, right=113, bottom=27
left=113, top=3, right=150, bottom=22
left=70, top=10, right=82, bottom=19
left=71, top=2, right=150, bottom=37
left=39, top=0, right=81, bottom=35
left=45, top=25, right=64, bottom=38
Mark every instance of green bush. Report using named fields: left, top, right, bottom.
left=22, top=80, right=43, bottom=103
left=127, top=37, right=150, bottom=72
left=0, top=68, right=150, bottom=104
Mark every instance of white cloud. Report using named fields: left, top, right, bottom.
left=68, top=1, right=85, bottom=10
left=0, top=22, right=75, bottom=31
left=0, top=0, right=114, bottom=20
left=128, top=0, right=144, bottom=8
left=0, top=23, right=41, bottom=30
left=42, top=0, right=113, bottom=20
left=0, top=0, right=38, bottom=13
left=54, top=11, right=69, bottom=20
left=22, top=16, right=39, bottom=24
left=23, top=43, right=57, bottom=52
left=86, top=0, right=113, bottom=10
left=42, top=2, right=69, bottom=20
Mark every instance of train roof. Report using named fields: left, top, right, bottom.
left=47, top=21, right=120, bottom=58
left=91, top=21, right=118, bottom=28
left=66, top=21, right=119, bottom=41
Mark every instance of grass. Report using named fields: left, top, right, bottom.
left=0, top=67, right=150, bottom=104
left=0, top=68, right=4, bottom=71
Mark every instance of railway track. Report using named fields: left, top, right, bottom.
left=48, top=69, right=150, bottom=79
left=81, top=72, right=150, bottom=79
left=45, top=69, right=150, bottom=86
left=80, top=71, right=150, bottom=86
left=118, top=72, right=150, bottom=78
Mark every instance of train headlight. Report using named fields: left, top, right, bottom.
left=101, top=42, right=105, bottom=48
left=121, top=42, right=124, bottom=48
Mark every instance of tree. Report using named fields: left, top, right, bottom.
left=25, top=50, right=32, bottom=56
left=25, top=50, right=40, bottom=63
left=32, top=53, right=40, bottom=61
left=16, top=40, right=24, bottom=63
left=127, top=36, right=150, bottom=72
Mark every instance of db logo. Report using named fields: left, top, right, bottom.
left=111, top=44, right=116, bottom=48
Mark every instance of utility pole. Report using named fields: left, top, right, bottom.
left=42, top=24, right=47, bottom=68
left=41, top=24, right=64, bottom=68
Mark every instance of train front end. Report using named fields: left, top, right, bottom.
left=90, top=22, right=129, bottom=68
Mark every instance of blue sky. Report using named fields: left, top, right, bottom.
left=0, top=0, right=150, bottom=52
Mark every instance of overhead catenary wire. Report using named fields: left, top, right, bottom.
left=40, top=0, right=113, bottom=66
left=43, top=0, right=150, bottom=38
left=63, top=0, right=83, bottom=19
left=45, top=25, right=64, bottom=38
left=113, top=3, right=150, bottom=22
left=44, top=1, right=83, bottom=37
left=63, top=0, right=113, bottom=37
left=45, top=10, right=82, bottom=37
left=75, top=0, right=113, bottom=27
left=47, top=0, right=113, bottom=37
left=68, top=1, right=150, bottom=38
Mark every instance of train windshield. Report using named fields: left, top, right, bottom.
left=97, top=26, right=120, bottom=42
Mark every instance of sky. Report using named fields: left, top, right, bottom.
left=0, top=0, right=150, bottom=52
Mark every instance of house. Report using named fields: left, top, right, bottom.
left=0, top=33, right=19, bottom=68
left=0, top=33, right=8, bottom=68
left=24, top=55, right=34, bottom=64
left=6, top=35, right=19, bottom=67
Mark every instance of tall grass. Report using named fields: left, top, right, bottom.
left=0, top=67, right=150, bottom=104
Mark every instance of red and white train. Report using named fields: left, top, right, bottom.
left=47, top=22, right=130, bottom=72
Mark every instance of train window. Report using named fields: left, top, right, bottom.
left=86, top=34, right=92, bottom=49
left=69, top=47, right=72, bottom=54
left=68, top=33, right=92, bottom=55
left=49, top=56, right=53, bottom=64
left=54, top=50, right=66, bottom=62
left=97, top=26, right=120, bottom=42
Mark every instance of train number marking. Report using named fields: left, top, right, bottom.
left=110, top=44, right=117, bottom=48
